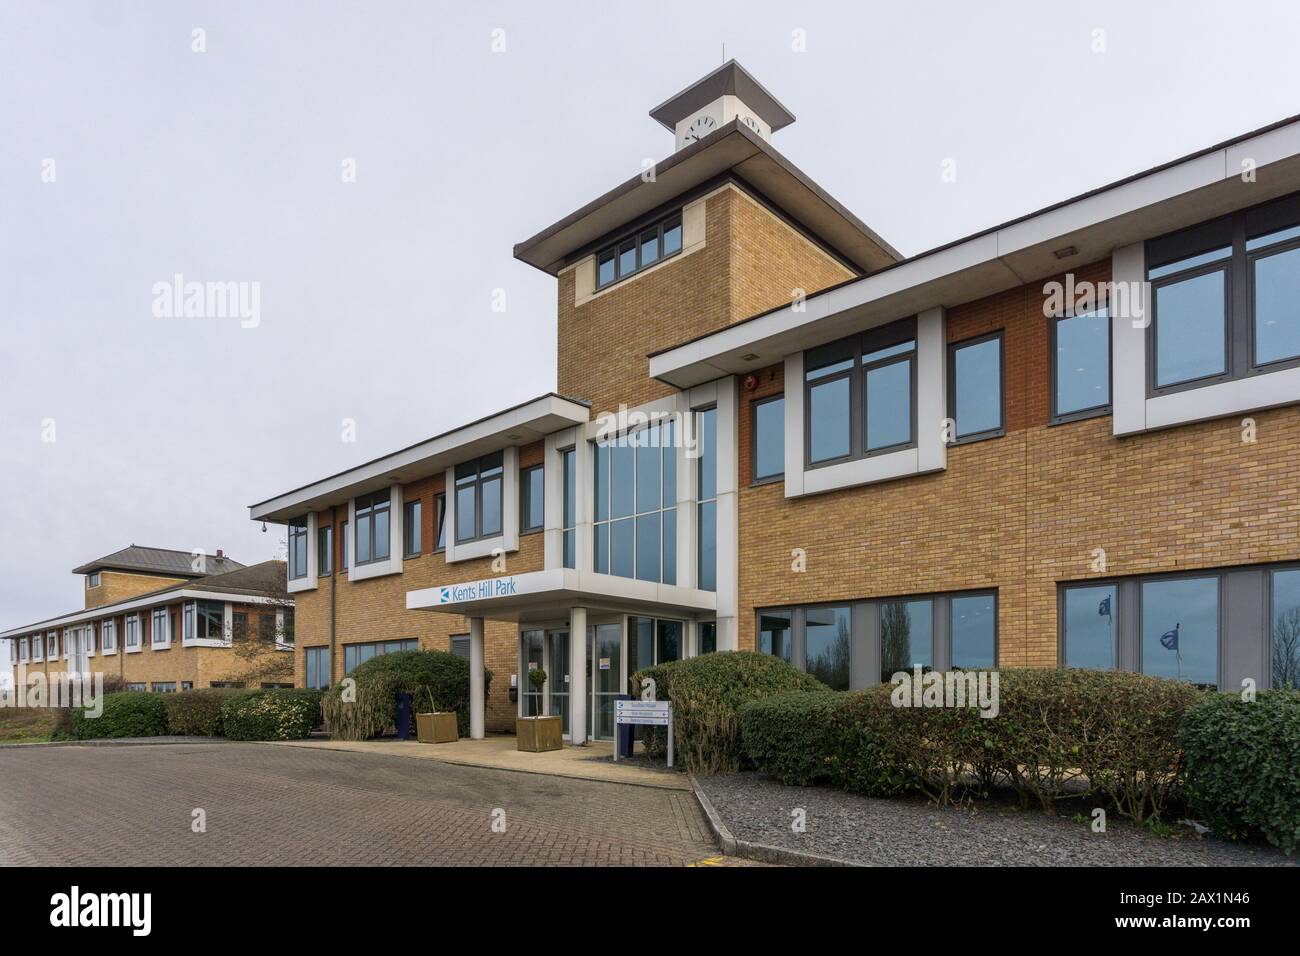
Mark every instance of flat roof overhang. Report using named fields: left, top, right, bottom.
left=406, top=569, right=717, bottom=624
left=513, top=120, right=900, bottom=276
left=649, top=113, right=1300, bottom=389
left=249, top=393, right=590, bottom=523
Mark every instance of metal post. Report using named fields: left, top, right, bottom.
left=667, top=704, right=674, bottom=769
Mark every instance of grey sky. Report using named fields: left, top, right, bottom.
left=2, top=0, right=1296, bottom=629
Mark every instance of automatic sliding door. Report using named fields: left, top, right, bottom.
left=591, top=623, right=621, bottom=741
left=548, top=630, right=570, bottom=736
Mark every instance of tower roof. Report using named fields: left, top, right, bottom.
left=649, top=60, right=795, bottom=133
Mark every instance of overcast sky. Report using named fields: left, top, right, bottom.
left=2, top=0, right=1298, bottom=631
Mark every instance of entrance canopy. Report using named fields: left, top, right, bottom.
left=406, top=568, right=716, bottom=623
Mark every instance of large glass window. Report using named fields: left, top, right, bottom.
left=1061, top=584, right=1117, bottom=669
left=344, top=638, right=418, bottom=673
left=125, top=614, right=140, bottom=648
left=879, top=599, right=932, bottom=683
left=1052, top=307, right=1111, bottom=420
left=1272, top=569, right=1300, bottom=689
left=698, top=621, right=717, bottom=655
left=32, top=635, right=43, bottom=660
left=454, top=453, right=503, bottom=543
left=354, top=490, right=391, bottom=564
left=101, top=619, right=116, bottom=653
left=951, top=593, right=996, bottom=668
left=403, top=498, right=421, bottom=557
left=183, top=600, right=224, bottom=642
left=696, top=409, right=715, bottom=591
left=561, top=448, right=576, bottom=569
left=520, top=464, right=544, bottom=533
left=1252, top=244, right=1300, bottom=366
left=752, top=395, right=784, bottom=482
left=317, top=524, right=333, bottom=575
left=288, top=517, right=308, bottom=579
left=805, top=605, right=851, bottom=691
left=151, top=608, right=170, bottom=646
left=804, top=319, right=916, bottom=467
left=593, top=422, right=677, bottom=584
left=305, top=646, right=330, bottom=690
left=1153, top=271, right=1227, bottom=387
left=948, top=333, right=1003, bottom=443
left=595, top=211, right=683, bottom=290
left=1141, top=577, right=1219, bottom=689
left=758, top=611, right=792, bottom=662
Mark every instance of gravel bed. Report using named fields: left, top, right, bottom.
left=697, top=772, right=1294, bottom=867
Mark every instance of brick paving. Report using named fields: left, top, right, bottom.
left=0, top=742, right=725, bottom=866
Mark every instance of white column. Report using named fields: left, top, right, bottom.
left=569, top=606, right=588, bottom=745
left=469, top=617, right=485, bottom=740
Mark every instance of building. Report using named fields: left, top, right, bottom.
left=3, top=546, right=295, bottom=692
left=251, top=61, right=1300, bottom=743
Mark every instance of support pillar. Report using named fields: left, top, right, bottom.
left=569, top=606, right=588, bottom=745
left=469, top=616, right=485, bottom=740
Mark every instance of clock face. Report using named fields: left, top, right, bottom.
left=682, top=114, right=717, bottom=144
left=741, top=115, right=761, bottom=133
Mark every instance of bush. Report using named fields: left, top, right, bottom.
left=70, top=691, right=168, bottom=740
left=320, top=650, right=492, bottom=740
left=163, top=688, right=243, bottom=737
left=633, top=651, right=826, bottom=774
left=1181, top=690, right=1300, bottom=854
left=737, top=691, right=844, bottom=786
left=221, top=688, right=323, bottom=741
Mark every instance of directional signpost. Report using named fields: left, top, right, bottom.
left=614, top=699, right=674, bottom=768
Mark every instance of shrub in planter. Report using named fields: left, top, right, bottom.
left=220, top=688, right=323, bottom=741
left=70, top=691, right=168, bottom=740
left=320, top=650, right=492, bottom=740
left=1181, top=690, right=1300, bottom=854
left=163, top=688, right=241, bottom=737
left=633, top=651, right=825, bottom=774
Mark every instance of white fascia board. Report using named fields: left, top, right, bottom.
left=250, top=394, right=589, bottom=522
left=0, top=590, right=291, bottom=640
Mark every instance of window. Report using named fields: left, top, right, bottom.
left=343, top=638, right=418, bottom=673
left=341, top=521, right=349, bottom=569
left=1272, top=569, right=1300, bottom=689
left=1051, top=306, right=1111, bottom=421
left=258, top=615, right=276, bottom=643
left=18, top=638, right=29, bottom=662
left=47, top=631, right=58, bottom=659
left=455, top=453, right=504, bottom=543
left=696, top=409, right=715, bottom=591
left=1141, top=577, right=1218, bottom=689
left=595, top=211, right=683, bottom=290
left=757, top=611, right=792, bottom=663
left=628, top=618, right=684, bottom=674
left=151, top=607, right=170, bottom=646
left=950, top=593, right=997, bottom=668
left=805, top=605, right=851, bottom=691
left=404, top=498, right=422, bottom=557
left=304, top=647, right=330, bottom=690
left=317, top=524, right=333, bottom=575
left=752, top=395, right=784, bottom=483
left=698, top=621, right=717, bottom=655
left=879, top=599, right=933, bottom=683
left=181, top=681, right=193, bottom=691
left=593, top=422, right=677, bottom=584
left=804, top=319, right=916, bottom=467
left=232, top=611, right=247, bottom=642
left=288, top=517, right=309, bottom=579
left=434, top=494, right=446, bottom=551
left=948, top=332, right=1004, bottom=443
left=561, top=448, right=576, bottom=568
left=1147, top=192, right=1300, bottom=394
left=261, top=683, right=293, bottom=689
left=87, top=572, right=101, bottom=588
left=126, top=682, right=146, bottom=692
left=354, top=490, right=391, bottom=565
left=185, top=600, right=224, bottom=642
left=1061, top=584, right=1118, bottom=669
left=101, top=619, right=116, bottom=654
left=520, top=465, right=544, bottom=533
left=450, top=634, right=470, bottom=659
left=210, top=681, right=245, bottom=688
left=151, top=682, right=177, bottom=693
left=32, top=634, right=43, bottom=661
left=125, top=614, right=140, bottom=649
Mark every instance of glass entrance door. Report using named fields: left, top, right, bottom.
left=590, top=623, right=622, bottom=740
left=521, top=629, right=544, bottom=716
left=548, top=630, right=569, bottom=736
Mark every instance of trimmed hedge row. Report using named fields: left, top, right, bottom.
left=68, top=688, right=322, bottom=741
left=221, top=689, right=323, bottom=741
left=632, top=651, right=826, bottom=774
left=1181, top=690, right=1300, bottom=854
left=163, top=688, right=242, bottom=736
left=740, top=669, right=1203, bottom=823
left=320, top=650, right=491, bottom=740
left=70, top=691, right=168, bottom=740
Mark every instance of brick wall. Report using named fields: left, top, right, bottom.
left=85, top=570, right=187, bottom=610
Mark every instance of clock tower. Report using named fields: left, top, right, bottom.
left=648, top=59, right=796, bottom=151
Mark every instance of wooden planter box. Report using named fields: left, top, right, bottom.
left=516, top=716, right=563, bottom=752
left=416, top=712, right=458, bottom=744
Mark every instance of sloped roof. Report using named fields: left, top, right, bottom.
left=72, top=545, right=245, bottom=577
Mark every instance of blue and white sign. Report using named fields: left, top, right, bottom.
left=435, top=577, right=520, bottom=605
left=615, top=700, right=670, bottom=726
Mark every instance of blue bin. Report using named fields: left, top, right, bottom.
left=395, top=692, right=413, bottom=740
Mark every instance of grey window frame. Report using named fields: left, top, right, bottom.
left=595, top=210, right=684, bottom=290
left=343, top=637, right=418, bottom=674
left=803, top=318, right=918, bottom=469
left=340, top=520, right=349, bottom=569
left=1268, top=563, right=1300, bottom=689
left=87, top=572, right=100, bottom=588
left=946, top=330, right=1005, bottom=445
left=560, top=447, right=576, bottom=569
left=403, top=498, right=422, bottom=558
left=592, top=423, right=678, bottom=585
left=433, top=493, right=446, bottom=552
left=317, top=524, right=333, bottom=575
left=304, top=646, right=330, bottom=690
left=454, top=453, right=504, bottom=544
left=287, top=517, right=309, bottom=579
left=354, top=490, right=391, bottom=566
left=694, top=408, right=715, bottom=592
left=520, top=464, right=544, bottom=534
left=1049, top=306, right=1113, bottom=424
left=751, top=393, right=785, bottom=484
left=1146, top=192, right=1300, bottom=398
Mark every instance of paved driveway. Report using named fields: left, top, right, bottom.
left=0, top=742, right=721, bottom=866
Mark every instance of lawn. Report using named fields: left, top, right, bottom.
left=0, top=708, right=63, bottom=743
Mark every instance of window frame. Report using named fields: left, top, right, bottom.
left=520, top=464, right=544, bottom=534
left=594, top=210, right=684, bottom=291
left=403, top=497, right=422, bottom=558
left=101, top=618, right=116, bottom=654
left=751, top=393, right=785, bottom=484
left=342, top=638, right=418, bottom=674
left=304, top=646, right=331, bottom=690
left=1049, top=306, right=1113, bottom=424
left=433, top=494, right=446, bottom=553
left=317, top=524, right=334, bottom=575
left=87, top=571, right=101, bottom=588
left=592, top=422, right=679, bottom=585
left=151, top=607, right=171, bottom=648
left=1268, top=563, right=1300, bottom=689
left=946, top=330, right=1006, bottom=445
left=454, top=453, right=505, bottom=544
left=354, top=490, right=392, bottom=566
left=288, top=517, right=309, bottom=579
left=560, top=447, right=576, bottom=569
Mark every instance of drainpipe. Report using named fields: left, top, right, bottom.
left=329, top=506, right=338, bottom=686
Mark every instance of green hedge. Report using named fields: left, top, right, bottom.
left=220, top=688, right=323, bottom=741
left=741, top=669, right=1203, bottom=821
left=163, top=688, right=242, bottom=737
left=70, top=691, right=168, bottom=740
left=632, top=651, right=826, bottom=774
left=320, top=650, right=492, bottom=740
left=1181, top=690, right=1300, bottom=854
